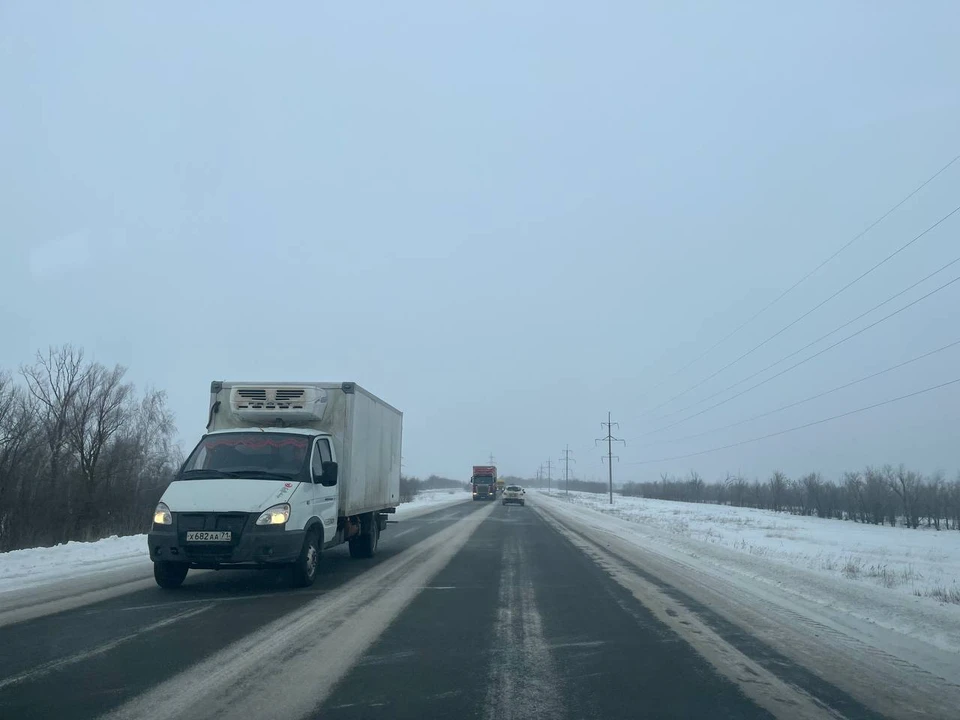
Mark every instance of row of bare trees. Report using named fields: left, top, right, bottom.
left=399, top=474, right=466, bottom=503
left=621, top=466, right=960, bottom=530
left=0, top=346, right=181, bottom=552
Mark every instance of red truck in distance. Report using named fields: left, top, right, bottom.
left=471, top=465, right=497, bottom=501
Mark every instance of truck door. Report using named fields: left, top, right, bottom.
left=310, top=438, right=340, bottom=544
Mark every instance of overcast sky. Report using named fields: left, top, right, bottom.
left=2, top=2, right=959, bottom=484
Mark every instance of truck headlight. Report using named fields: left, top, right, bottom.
left=153, top=502, right=172, bottom=526
left=256, top=503, right=291, bottom=526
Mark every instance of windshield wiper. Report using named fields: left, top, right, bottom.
left=224, top=469, right=296, bottom=481
left=181, top=469, right=242, bottom=479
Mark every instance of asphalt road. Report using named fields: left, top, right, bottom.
left=0, top=496, right=918, bottom=720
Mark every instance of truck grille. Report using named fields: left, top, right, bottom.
left=184, top=545, right=234, bottom=561
left=178, top=513, right=249, bottom=538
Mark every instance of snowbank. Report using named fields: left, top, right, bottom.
left=0, top=489, right=470, bottom=596
left=0, top=534, right=149, bottom=595
left=536, top=490, right=960, bottom=652
left=394, top=488, right=470, bottom=519
left=541, top=490, right=960, bottom=603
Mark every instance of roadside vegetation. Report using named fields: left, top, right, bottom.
left=0, top=346, right=180, bottom=552
left=399, top=474, right=466, bottom=503
left=618, top=468, right=960, bottom=531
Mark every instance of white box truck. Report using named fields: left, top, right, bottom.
left=148, top=381, right=402, bottom=589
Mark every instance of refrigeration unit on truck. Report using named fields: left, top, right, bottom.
left=148, top=381, right=402, bottom=589
left=471, top=465, right=498, bottom=501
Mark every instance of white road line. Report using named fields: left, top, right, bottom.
left=484, top=534, right=565, bottom=720
left=0, top=575, right=156, bottom=629
left=104, top=501, right=497, bottom=720
left=534, top=500, right=843, bottom=720
left=0, top=604, right=213, bottom=691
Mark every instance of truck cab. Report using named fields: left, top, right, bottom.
left=148, top=382, right=401, bottom=589
left=471, top=465, right=498, bottom=501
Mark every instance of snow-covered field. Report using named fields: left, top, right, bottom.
left=393, top=488, right=470, bottom=519
left=541, top=490, right=960, bottom=603
left=0, top=489, right=469, bottom=596
left=536, top=490, right=960, bottom=652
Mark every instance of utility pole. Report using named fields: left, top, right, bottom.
left=596, top=412, right=625, bottom=504
left=537, top=465, right=543, bottom=488
left=545, top=459, right=553, bottom=493
left=488, top=452, right=496, bottom=466
left=560, top=445, right=576, bottom=495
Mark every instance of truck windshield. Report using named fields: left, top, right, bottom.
left=181, top=433, right=309, bottom=479
left=473, top=478, right=494, bottom=485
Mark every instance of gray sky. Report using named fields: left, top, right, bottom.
left=2, top=2, right=959, bottom=485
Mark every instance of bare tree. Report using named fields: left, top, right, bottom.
left=802, top=473, right=824, bottom=518
left=688, top=470, right=705, bottom=503
left=66, top=363, right=133, bottom=537
left=768, top=471, right=788, bottom=512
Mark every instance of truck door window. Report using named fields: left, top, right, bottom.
left=318, top=439, right=332, bottom=463
left=311, top=444, right=324, bottom=481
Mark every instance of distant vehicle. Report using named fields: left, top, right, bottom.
left=148, top=381, right=402, bottom=589
left=502, top=485, right=525, bottom=506
left=471, top=464, right=497, bottom=501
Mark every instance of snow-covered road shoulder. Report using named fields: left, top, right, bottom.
left=533, top=489, right=960, bottom=718
left=0, top=534, right=149, bottom=596
left=393, top=489, right=471, bottom=520
left=0, top=489, right=470, bottom=598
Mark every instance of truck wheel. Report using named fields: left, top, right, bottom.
left=154, top=561, right=188, bottom=589
left=292, top=530, right=321, bottom=587
left=349, top=520, right=379, bottom=559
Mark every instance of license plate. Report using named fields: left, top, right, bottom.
left=186, top=531, right=232, bottom=542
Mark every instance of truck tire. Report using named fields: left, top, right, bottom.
left=292, top=530, right=321, bottom=587
left=154, top=561, right=188, bottom=589
left=349, top=519, right=379, bottom=559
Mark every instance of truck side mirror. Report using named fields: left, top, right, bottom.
left=319, top=461, right=338, bottom=487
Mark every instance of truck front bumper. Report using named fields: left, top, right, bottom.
left=148, top=525, right=305, bottom=568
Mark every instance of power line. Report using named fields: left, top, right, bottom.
left=640, top=153, right=960, bottom=402
left=626, top=377, right=960, bottom=466
left=638, top=269, right=960, bottom=439
left=596, top=412, right=625, bottom=504
left=644, top=252, right=960, bottom=430
left=642, top=202, right=960, bottom=416
left=560, top=445, right=576, bottom=495
left=637, top=337, right=960, bottom=450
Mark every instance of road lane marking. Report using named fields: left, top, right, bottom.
left=104, top=500, right=498, bottom=720
left=484, top=534, right=565, bottom=720
left=0, top=604, right=213, bottom=691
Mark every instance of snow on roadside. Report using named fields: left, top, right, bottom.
left=0, top=489, right=470, bottom=596
left=393, top=488, right=470, bottom=520
left=0, top=534, right=149, bottom=595
left=535, top=490, right=960, bottom=651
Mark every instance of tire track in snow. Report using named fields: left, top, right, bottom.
left=484, top=534, right=565, bottom=720
left=103, top=501, right=497, bottom=720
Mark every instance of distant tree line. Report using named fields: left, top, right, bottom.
left=399, top=474, right=466, bottom=503
left=518, top=475, right=609, bottom=495
left=621, top=467, right=960, bottom=530
left=0, top=346, right=181, bottom=552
